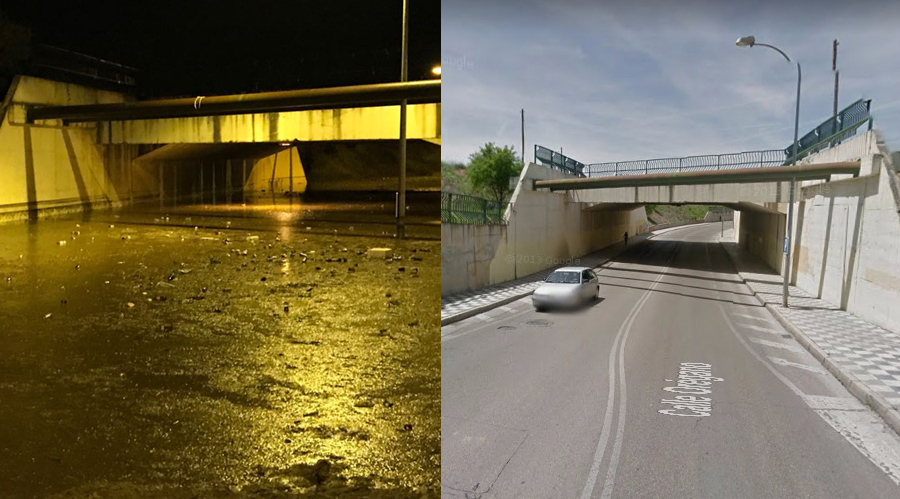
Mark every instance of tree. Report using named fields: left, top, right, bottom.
left=466, top=143, right=522, bottom=204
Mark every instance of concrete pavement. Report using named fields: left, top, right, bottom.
left=719, top=228, right=900, bottom=436
left=442, top=222, right=900, bottom=498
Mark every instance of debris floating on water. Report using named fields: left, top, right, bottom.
left=367, top=247, right=392, bottom=259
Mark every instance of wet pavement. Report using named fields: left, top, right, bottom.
left=0, top=199, right=439, bottom=497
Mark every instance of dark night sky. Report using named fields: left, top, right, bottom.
left=1, top=0, right=439, bottom=98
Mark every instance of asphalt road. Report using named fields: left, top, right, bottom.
left=0, top=206, right=439, bottom=498
left=441, top=222, right=900, bottom=499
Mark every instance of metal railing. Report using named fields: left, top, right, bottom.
left=534, top=145, right=586, bottom=177
left=585, top=149, right=786, bottom=177
left=535, top=99, right=873, bottom=180
left=786, top=98, right=872, bottom=163
left=441, top=192, right=506, bottom=225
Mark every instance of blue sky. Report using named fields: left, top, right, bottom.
left=441, top=0, right=900, bottom=164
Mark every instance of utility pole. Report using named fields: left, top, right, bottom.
left=832, top=39, right=839, bottom=144
left=833, top=39, right=839, bottom=116
left=397, top=0, right=409, bottom=239
left=521, top=108, right=525, bottom=165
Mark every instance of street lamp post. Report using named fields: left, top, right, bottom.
left=736, top=35, right=800, bottom=308
left=398, top=0, right=409, bottom=239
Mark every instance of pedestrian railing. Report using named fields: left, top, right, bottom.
left=786, top=98, right=872, bottom=163
left=545, top=98, right=876, bottom=178
left=585, top=150, right=787, bottom=177
left=441, top=192, right=506, bottom=225
left=534, top=145, right=587, bottom=177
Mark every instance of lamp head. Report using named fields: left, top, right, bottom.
left=735, top=36, right=756, bottom=47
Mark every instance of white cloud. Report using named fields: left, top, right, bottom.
left=442, top=1, right=900, bottom=164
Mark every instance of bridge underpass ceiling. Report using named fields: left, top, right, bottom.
left=96, top=103, right=440, bottom=145
left=133, top=143, right=287, bottom=162
left=581, top=201, right=781, bottom=214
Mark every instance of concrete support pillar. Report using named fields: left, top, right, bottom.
left=226, top=159, right=233, bottom=203
left=159, top=162, right=164, bottom=208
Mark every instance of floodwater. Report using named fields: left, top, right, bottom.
left=0, top=195, right=439, bottom=497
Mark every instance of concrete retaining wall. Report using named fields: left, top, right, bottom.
left=440, top=224, right=507, bottom=296
left=791, top=132, right=900, bottom=332
left=0, top=76, right=150, bottom=221
left=736, top=208, right=785, bottom=274
left=704, top=210, right=734, bottom=222
left=440, top=163, right=647, bottom=296
left=737, top=131, right=900, bottom=333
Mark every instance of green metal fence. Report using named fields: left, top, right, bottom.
left=585, top=149, right=786, bottom=177
left=534, top=145, right=587, bottom=177
left=785, top=98, right=872, bottom=163
left=441, top=192, right=506, bottom=225
left=566, top=98, right=874, bottom=178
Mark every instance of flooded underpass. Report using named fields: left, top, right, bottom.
left=0, top=195, right=440, bottom=498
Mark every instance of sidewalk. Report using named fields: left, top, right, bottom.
left=440, top=226, right=695, bottom=326
left=720, top=234, right=900, bottom=434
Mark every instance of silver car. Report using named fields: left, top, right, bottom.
left=532, top=267, right=600, bottom=311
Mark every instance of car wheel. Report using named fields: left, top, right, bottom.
left=535, top=305, right=546, bottom=313
left=595, top=286, right=601, bottom=300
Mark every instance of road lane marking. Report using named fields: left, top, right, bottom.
left=768, top=356, right=828, bottom=374
left=709, top=238, right=900, bottom=487
left=658, top=363, right=724, bottom=417
left=749, top=337, right=804, bottom=352
left=733, top=312, right=771, bottom=322
left=817, top=409, right=900, bottom=486
left=740, top=323, right=781, bottom=335
left=597, top=242, right=679, bottom=499
left=580, top=241, right=678, bottom=499
left=440, top=308, right=533, bottom=343
left=803, top=395, right=866, bottom=411
left=718, top=305, right=805, bottom=398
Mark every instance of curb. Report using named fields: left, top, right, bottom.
left=719, top=242, right=900, bottom=438
left=763, top=302, right=900, bottom=437
left=440, top=289, right=536, bottom=327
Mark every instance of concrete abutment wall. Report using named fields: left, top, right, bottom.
left=441, top=162, right=647, bottom=296
left=737, top=132, right=900, bottom=333
left=1, top=76, right=440, bottom=220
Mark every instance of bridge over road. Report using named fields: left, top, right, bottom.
left=0, top=76, right=440, bottom=221
left=442, top=129, right=900, bottom=336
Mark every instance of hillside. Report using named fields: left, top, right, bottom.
left=645, top=204, right=712, bottom=225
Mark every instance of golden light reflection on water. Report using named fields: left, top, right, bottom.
left=0, top=213, right=439, bottom=496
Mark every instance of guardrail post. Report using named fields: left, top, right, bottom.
left=867, top=99, right=873, bottom=131
left=678, top=158, right=682, bottom=172
left=447, top=193, right=453, bottom=221
left=645, top=161, right=648, bottom=174
left=615, top=162, right=619, bottom=176
left=717, top=155, right=721, bottom=170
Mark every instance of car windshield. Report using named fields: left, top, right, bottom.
left=545, top=271, right=580, bottom=284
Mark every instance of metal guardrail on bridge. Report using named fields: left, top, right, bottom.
left=536, top=98, right=873, bottom=180
left=787, top=98, right=871, bottom=163
left=585, top=149, right=786, bottom=177
left=534, top=145, right=586, bottom=177
left=441, top=192, right=506, bottom=225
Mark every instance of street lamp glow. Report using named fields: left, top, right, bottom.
left=432, top=65, right=441, bottom=76
left=735, top=36, right=755, bottom=47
